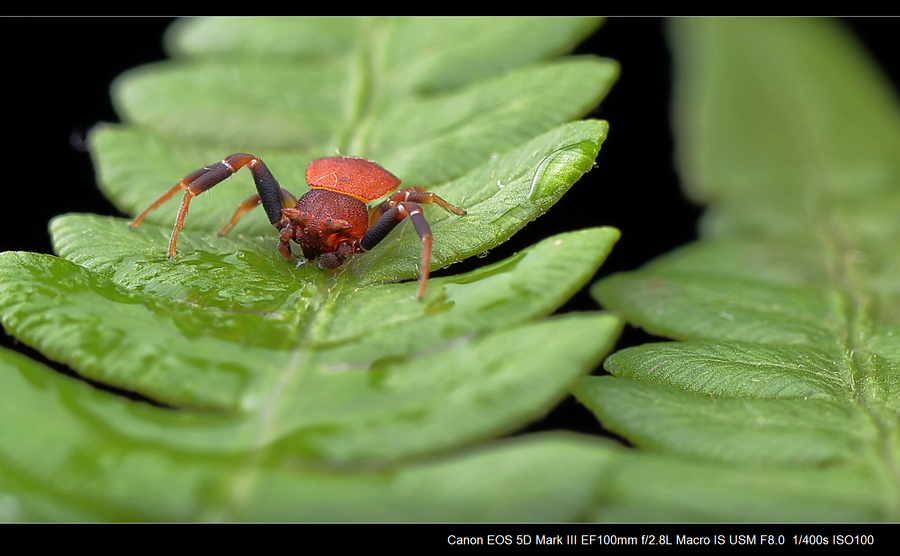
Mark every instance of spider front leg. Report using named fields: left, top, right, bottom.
left=363, top=189, right=466, bottom=300
left=367, top=187, right=467, bottom=227
left=129, top=153, right=285, bottom=259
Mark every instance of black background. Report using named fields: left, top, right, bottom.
left=0, top=18, right=896, bottom=430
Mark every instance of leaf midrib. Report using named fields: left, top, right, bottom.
left=341, top=17, right=393, bottom=156
left=734, top=24, right=900, bottom=515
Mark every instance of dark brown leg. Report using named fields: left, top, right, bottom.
left=129, top=154, right=285, bottom=259
left=129, top=166, right=212, bottom=230
left=362, top=202, right=435, bottom=300
left=367, top=187, right=466, bottom=227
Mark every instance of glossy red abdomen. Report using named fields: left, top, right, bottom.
left=306, top=156, right=401, bottom=202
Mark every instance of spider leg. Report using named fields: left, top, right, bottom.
left=367, top=187, right=466, bottom=227
left=130, top=153, right=284, bottom=259
left=361, top=202, right=435, bottom=300
left=363, top=189, right=465, bottom=299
